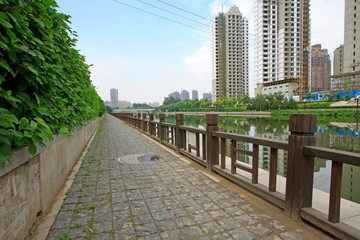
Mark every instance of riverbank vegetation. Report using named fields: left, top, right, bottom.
left=157, top=93, right=358, bottom=123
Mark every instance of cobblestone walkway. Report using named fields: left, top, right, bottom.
left=47, top=115, right=308, bottom=240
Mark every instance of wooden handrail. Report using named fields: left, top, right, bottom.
left=213, top=131, right=288, bottom=150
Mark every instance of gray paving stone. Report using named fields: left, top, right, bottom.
left=247, top=224, right=272, bottom=236
left=155, top=219, right=178, bottom=232
left=217, top=217, right=243, bottom=230
left=175, top=216, right=197, bottom=228
left=200, top=221, right=225, bottom=235
left=160, top=229, right=183, bottom=239
left=279, top=231, right=304, bottom=240
left=192, top=213, right=214, bottom=224
left=181, top=226, right=204, bottom=239
left=134, top=222, right=157, bottom=237
left=151, top=210, right=172, bottom=221
left=229, top=227, right=256, bottom=239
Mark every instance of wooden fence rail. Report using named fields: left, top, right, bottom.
left=111, top=112, right=360, bottom=240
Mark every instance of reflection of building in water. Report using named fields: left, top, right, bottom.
left=329, top=133, right=360, bottom=203
left=342, top=166, right=360, bottom=203
left=257, top=129, right=289, bottom=177
left=224, top=127, right=289, bottom=177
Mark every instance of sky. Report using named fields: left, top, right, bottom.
left=56, top=0, right=344, bottom=104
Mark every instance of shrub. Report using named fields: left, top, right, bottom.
left=0, top=0, right=105, bottom=164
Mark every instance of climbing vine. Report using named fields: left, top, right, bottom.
left=0, top=0, right=105, bottom=164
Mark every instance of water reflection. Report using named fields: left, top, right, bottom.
left=166, top=115, right=360, bottom=204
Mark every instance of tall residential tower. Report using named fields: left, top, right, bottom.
left=254, top=0, right=311, bottom=98
left=110, top=88, right=118, bottom=108
left=212, top=6, right=249, bottom=102
left=332, top=0, right=360, bottom=91
left=311, top=44, right=331, bottom=92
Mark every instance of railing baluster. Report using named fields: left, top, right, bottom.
left=221, top=138, right=226, bottom=169
left=231, top=140, right=236, bottom=174
left=252, top=144, right=259, bottom=184
left=269, top=147, right=278, bottom=192
left=328, top=161, right=343, bottom=223
left=202, top=134, right=206, bottom=160
left=196, top=133, right=200, bottom=157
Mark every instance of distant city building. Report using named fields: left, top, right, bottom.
left=311, top=44, right=331, bottom=92
left=333, top=45, right=344, bottom=76
left=169, top=91, right=180, bottom=99
left=118, top=100, right=132, bottom=108
left=254, top=0, right=311, bottom=98
left=203, top=92, right=212, bottom=101
left=192, top=90, right=198, bottom=100
left=180, top=90, right=190, bottom=101
left=212, top=6, right=249, bottom=102
left=150, top=102, right=160, bottom=107
left=110, top=88, right=118, bottom=108
left=104, top=100, right=111, bottom=106
left=332, top=0, right=360, bottom=91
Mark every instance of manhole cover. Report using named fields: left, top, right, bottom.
left=138, top=154, right=162, bottom=162
left=118, top=154, right=162, bottom=164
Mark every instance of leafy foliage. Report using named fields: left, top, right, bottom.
left=0, top=0, right=105, bottom=164
left=158, top=98, right=212, bottom=112
left=132, top=103, right=152, bottom=109
left=162, top=96, right=181, bottom=106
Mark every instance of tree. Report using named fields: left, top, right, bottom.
left=106, top=106, right=113, bottom=113
left=162, top=96, right=181, bottom=106
left=304, top=92, right=316, bottom=100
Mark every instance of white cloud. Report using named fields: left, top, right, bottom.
left=183, top=41, right=212, bottom=93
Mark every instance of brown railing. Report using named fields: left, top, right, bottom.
left=111, top=112, right=360, bottom=240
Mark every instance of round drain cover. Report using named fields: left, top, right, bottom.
left=118, top=154, right=162, bottom=164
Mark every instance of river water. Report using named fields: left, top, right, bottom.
left=164, top=115, right=360, bottom=204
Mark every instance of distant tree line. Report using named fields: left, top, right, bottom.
left=158, top=93, right=298, bottom=112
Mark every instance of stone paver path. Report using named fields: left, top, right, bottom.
left=47, top=115, right=314, bottom=239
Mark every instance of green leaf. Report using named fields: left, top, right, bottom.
left=34, top=50, right=45, bottom=61
left=15, top=137, right=25, bottom=147
left=0, top=17, right=13, bottom=29
left=19, top=118, right=29, bottom=130
left=29, top=144, right=37, bottom=155
left=30, top=120, right=38, bottom=129
left=0, top=143, right=12, bottom=155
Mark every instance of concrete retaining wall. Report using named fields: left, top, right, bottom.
left=0, top=117, right=102, bottom=240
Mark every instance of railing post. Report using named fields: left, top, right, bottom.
left=137, top=113, right=141, bottom=129
left=285, top=114, right=317, bottom=221
left=175, top=114, right=184, bottom=152
left=142, top=113, right=147, bottom=132
left=206, top=114, right=219, bottom=171
left=159, top=113, right=165, bottom=143
left=149, top=113, right=154, bottom=137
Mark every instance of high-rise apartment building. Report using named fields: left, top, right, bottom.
left=110, top=88, right=118, bottom=108
left=180, top=90, right=190, bottom=101
left=344, top=0, right=360, bottom=73
left=169, top=91, right=180, bottom=99
left=254, top=0, right=311, bottom=98
left=212, top=6, right=249, bottom=102
left=203, top=92, right=212, bottom=101
left=333, top=45, right=344, bottom=76
left=333, top=0, right=360, bottom=91
left=311, top=44, right=331, bottom=92
left=192, top=90, right=198, bottom=100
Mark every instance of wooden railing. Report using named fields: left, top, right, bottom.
left=111, top=112, right=360, bottom=240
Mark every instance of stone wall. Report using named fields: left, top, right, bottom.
left=0, top=117, right=102, bottom=240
